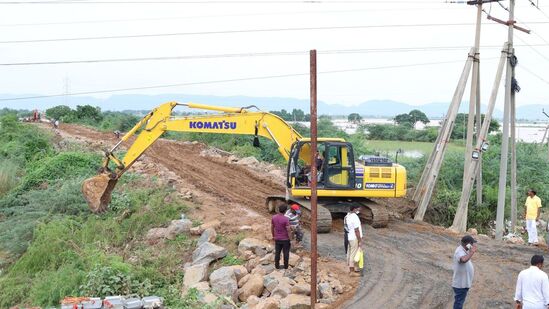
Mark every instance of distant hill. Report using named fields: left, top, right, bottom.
left=1, top=93, right=547, bottom=120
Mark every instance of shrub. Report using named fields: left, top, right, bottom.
left=0, top=161, right=18, bottom=196
left=19, top=152, right=100, bottom=191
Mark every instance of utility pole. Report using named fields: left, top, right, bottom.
left=452, top=45, right=508, bottom=232
left=309, top=49, right=318, bottom=309
left=462, top=2, right=483, bottom=215
left=495, top=0, right=515, bottom=241
left=413, top=0, right=505, bottom=221
left=414, top=48, right=475, bottom=221
left=476, top=63, right=483, bottom=206
left=510, top=83, right=517, bottom=232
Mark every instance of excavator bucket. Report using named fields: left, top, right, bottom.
left=82, top=173, right=118, bottom=213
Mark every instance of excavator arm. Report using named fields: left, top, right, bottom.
left=82, top=101, right=302, bottom=213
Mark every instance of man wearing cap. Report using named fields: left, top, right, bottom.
left=514, top=255, right=549, bottom=309
left=344, top=204, right=363, bottom=276
left=285, top=204, right=303, bottom=245
left=525, top=189, right=542, bottom=245
left=452, top=235, right=477, bottom=309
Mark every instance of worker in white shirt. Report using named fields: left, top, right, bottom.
left=344, top=204, right=363, bottom=276
left=514, top=255, right=549, bottom=309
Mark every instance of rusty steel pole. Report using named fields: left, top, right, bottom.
left=309, top=49, right=318, bottom=308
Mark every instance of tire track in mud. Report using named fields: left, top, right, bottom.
left=145, top=141, right=285, bottom=212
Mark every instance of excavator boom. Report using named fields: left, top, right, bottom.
left=82, top=101, right=302, bottom=213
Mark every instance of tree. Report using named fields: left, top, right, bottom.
left=291, top=109, right=305, bottom=121
left=394, top=109, right=429, bottom=127
left=75, top=105, right=103, bottom=122
left=270, top=109, right=291, bottom=121
left=409, top=109, right=430, bottom=125
left=270, top=109, right=309, bottom=122
left=394, top=113, right=413, bottom=127
left=347, top=113, right=363, bottom=124
left=46, top=105, right=73, bottom=121
left=452, top=113, right=500, bottom=140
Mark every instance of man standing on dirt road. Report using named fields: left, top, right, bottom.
left=514, top=255, right=549, bottom=309
left=452, top=235, right=477, bottom=309
left=525, top=190, right=542, bottom=245
left=272, top=204, right=292, bottom=272
left=344, top=204, right=363, bottom=276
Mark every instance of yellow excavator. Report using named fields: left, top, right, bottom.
left=82, top=102, right=406, bottom=232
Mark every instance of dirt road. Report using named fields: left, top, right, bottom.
left=53, top=124, right=548, bottom=309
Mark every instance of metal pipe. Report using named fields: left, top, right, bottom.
left=309, top=49, right=318, bottom=309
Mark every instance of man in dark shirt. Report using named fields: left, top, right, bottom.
left=272, top=204, right=292, bottom=270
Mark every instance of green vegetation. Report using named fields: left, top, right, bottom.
left=0, top=112, right=207, bottom=308
left=348, top=113, right=363, bottom=124
left=45, top=105, right=140, bottom=132
left=366, top=113, right=499, bottom=143
left=366, top=140, right=464, bottom=155
left=365, top=124, right=439, bottom=142
left=451, top=113, right=500, bottom=140
left=270, top=108, right=310, bottom=121
left=393, top=109, right=430, bottom=127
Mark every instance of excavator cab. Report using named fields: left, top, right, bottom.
left=287, top=140, right=356, bottom=190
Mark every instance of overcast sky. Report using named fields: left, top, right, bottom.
left=0, top=0, right=548, bottom=109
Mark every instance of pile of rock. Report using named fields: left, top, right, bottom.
left=145, top=216, right=193, bottom=244
left=183, top=237, right=347, bottom=309
left=503, top=233, right=525, bottom=245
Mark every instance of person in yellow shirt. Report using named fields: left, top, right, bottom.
left=525, top=189, right=542, bottom=245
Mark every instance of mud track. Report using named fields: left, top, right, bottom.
left=55, top=124, right=548, bottom=309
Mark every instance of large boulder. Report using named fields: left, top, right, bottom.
left=238, top=238, right=270, bottom=256
left=183, top=263, right=209, bottom=291
left=271, top=282, right=291, bottom=298
left=289, top=253, right=301, bottom=267
left=246, top=295, right=260, bottom=307
left=238, top=274, right=264, bottom=302
left=230, top=265, right=249, bottom=282
left=197, top=291, right=219, bottom=306
left=236, top=156, right=260, bottom=166
left=209, top=266, right=238, bottom=302
left=197, top=228, right=217, bottom=247
left=318, top=282, right=334, bottom=300
left=201, top=220, right=221, bottom=230
left=287, top=294, right=311, bottom=309
left=330, top=278, right=344, bottom=294
left=146, top=228, right=168, bottom=243
left=166, top=219, right=192, bottom=240
left=252, top=264, right=276, bottom=276
left=291, top=283, right=311, bottom=296
left=192, top=242, right=228, bottom=265
left=245, top=257, right=261, bottom=273
left=190, top=281, right=210, bottom=292
left=255, top=297, right=279, bottom=309
left=238, top=274, right=251, bottom=288
left=264, top=274, right=280, bottom=293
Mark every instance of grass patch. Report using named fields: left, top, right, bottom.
left=219, top=254, right=244, bottom=266
left=0, top=181, right=193, bottom=308
left=365, top=140, right=464, bottom=156
left=0, top=161, right=18, bottom=197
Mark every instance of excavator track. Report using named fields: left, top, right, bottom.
left=266, top=196, right=390, bottom=232
left=356, top=199, right=389, bottom=228
left=266, top=196, right=333, bottom=233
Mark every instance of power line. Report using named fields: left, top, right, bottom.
left=0, top=58, right=498, bottom=102
left=519, top=65, right=549, bottom=85
left=3, top=22, right=549, bottom=44
left=1, top=45, right=546, bottom=66
left=0, top=0, right=446, bottom=4
left=515, top=34, right=549, bottom=63
left=0, top=7, right=470, bottom=27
